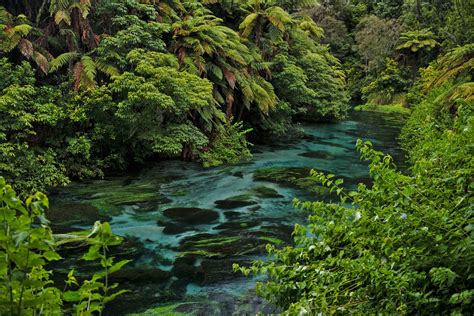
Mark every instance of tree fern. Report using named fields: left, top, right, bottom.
left=49, top=52, right=80, bottom=73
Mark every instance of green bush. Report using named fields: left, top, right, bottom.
left=0, top=177, right=128, bottom=315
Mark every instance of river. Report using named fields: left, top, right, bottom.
left=48, top=110, right=405, bottom=315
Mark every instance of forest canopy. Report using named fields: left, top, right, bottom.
left=0, top=0, right=473, bottom=314
left=0, top=0, right=349, bottom=194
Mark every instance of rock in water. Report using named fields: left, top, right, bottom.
left=163, top=208, right=219, bottom=224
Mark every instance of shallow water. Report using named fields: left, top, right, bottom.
left=49, top=111, right=405, bottom=315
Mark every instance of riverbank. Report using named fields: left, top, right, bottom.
left=48, top=111, right=405, bottom=315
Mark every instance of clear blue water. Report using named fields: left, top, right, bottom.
left=49, top=111, right=405, bottom=315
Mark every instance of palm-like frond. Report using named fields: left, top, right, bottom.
left=396, top=29, right=439, bottom=52
left=49, top=51, right=80, bottom=73
left=239, top=13, right=258, bottom=37
left=95, top=60, right=120, bottom=77
left=80, top=55, right=97, bottom=86
left=1, top=24, right=33, bottom=52
left=429, top=44, right=474, bottom=88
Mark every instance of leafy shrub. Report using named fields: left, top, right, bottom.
left=235, top=51, right=473, bottom=312
left=0, top=177, right=128, bottom=315
left=201, top=121, right=252, bottom=167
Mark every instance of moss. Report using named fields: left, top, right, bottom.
left=297, top=151, right=336, bottom=160
left=47, top=202, right=111, bottom=226
left=192, top=236, right=241, bottom=247
left=128, top=303, right=188, bottom=315
left=253, top=167, right=310, bottom=186
left=252, top=186, right=284, bottom=198
left=179, top=235, right=265, bottom=258
left=171, top=190, right=190, bottom=197
left=214, top=194, right=257, bottom=209
left=355, top=103, right=411, bottom=115
left=58, top=178, right=171, bottom=215
left=254, top=167, right=332, bottom=197
left=260, top=236, right=284, bottom=245
left=163, top=208, right=219, bottom=224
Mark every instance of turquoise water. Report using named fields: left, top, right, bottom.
left=49, top=111, right=405, bottom=315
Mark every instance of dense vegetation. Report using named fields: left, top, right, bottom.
left=1, top=0, right=473, bottom=314
left=235, top=1, right=474, bottom=313
left=0, top=0, right=349, bottom=194
left=0, top=177, right=129, bottom=314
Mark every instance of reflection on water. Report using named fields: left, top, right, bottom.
left=49, top=111, right=405, bottom=315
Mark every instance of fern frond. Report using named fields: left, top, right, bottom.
left=80, top=55, right=97, bottom=85
left=54, top=9, right=71, bottom=25
left=49, top=51, right=80, bottom=73
left=95, top=60, right=120, bottom=77
left=239, top=13, right=258, bottom=38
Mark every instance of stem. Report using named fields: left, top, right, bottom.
left=17, top=233, right=31, bottom=315
left=36, top=0, right=49, bottom=25
left=99, top=246, right=108, bottom=316
left=2, top=208, right=14, bottom=315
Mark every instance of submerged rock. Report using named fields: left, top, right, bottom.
left=110, top=267, right=171, bottom=283
left=223, top=211, right=241, bottom=220
left=253, top=167, right=310, bottom=186
left=252, top=186, right=284, bottom=198
left=214, top=221, right=259, bottom=230
left=163, top=208, right=219, bottom=224
left=232, top=171, right=244, bottom=178
left=214, top=195, right=257, bottom=209
left=178, top=232, right=273, bottom=260
left=253, top=167, right=334, bottom=198
left=46, top=202, right=111, bottom=226
left=298, top=150, right=336, bottom=160
left=157, top=220, right=190, bottom=234
left=52, top=177, right=172, bottom=215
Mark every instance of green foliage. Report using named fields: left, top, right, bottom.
left=235, top=46, right=474, bottom=314
left=354, top=15, right=401, bottom=74
left=0, top=0, right=351, bottom=192
left=236, top=129, right=473, bottom=313
left=0, top=177, right=128, bottom=315
left=201, top=121, right=252, bottom=167
left=271, top=52, right=349, bottom=121
left=397, top=29, right=439, bottom=53
left=0, top=177, right=62, bottom=315
left=64, top=222, right=130, bottom=315
left=361, top=58, right=408, bottom=105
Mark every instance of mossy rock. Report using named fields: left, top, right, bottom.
left=198, top=258, right=250, bottom=285
left=254, top=167, right=333, bottom=197
left=298, top=150, right=336, bottom=160
left=214, top=221, right=259, bottom=230
left=47, top=201, right=111, bottom=226
left=128, top=303, right=188, bottom=316
left=163, top=208, right=219, bottom=224
left=214, top=195, right=257, bottom=209
left=172, top=256, right=201, bottom=280
left=253, top=167, right=310, bottom=186
left=252, top=186, right=284, bottom=198
left=110, top=267, right=171, bottom=284
left=59, top=178, right=171, bottom=215
left=223, top=211, right=241, bottom=220
left=157, top=220, right=189, bottom=235
left=179, top=234, right=267, bottom=259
